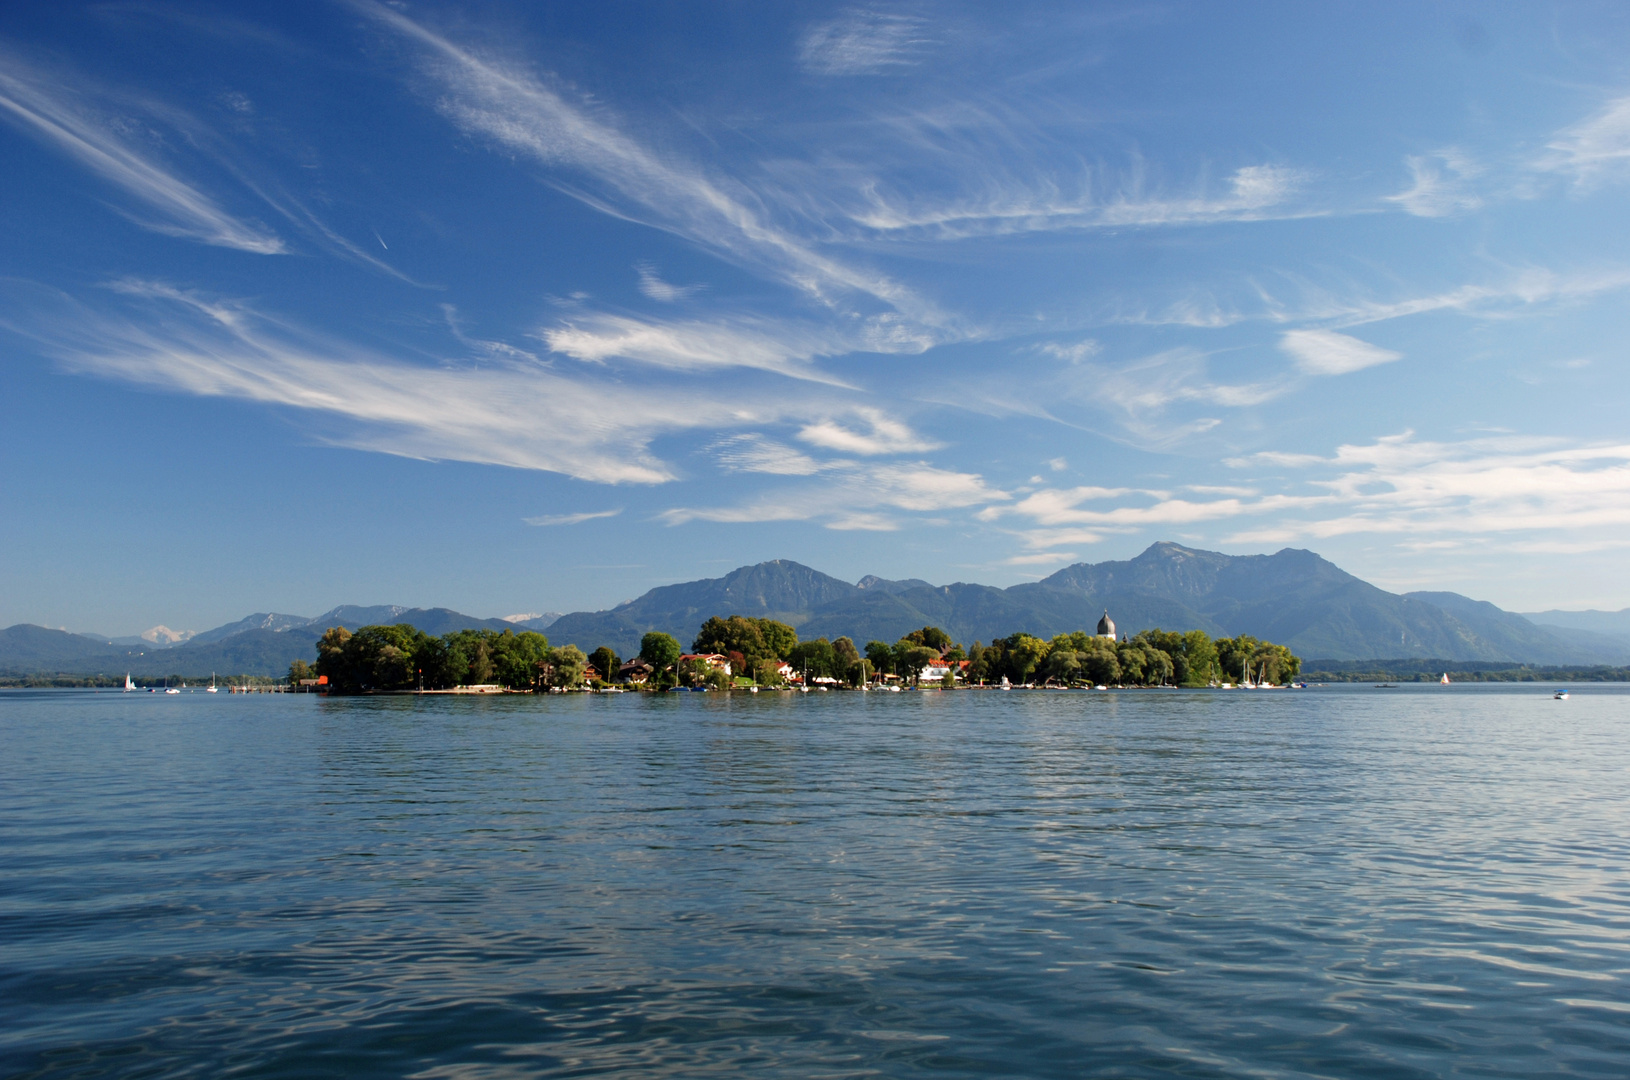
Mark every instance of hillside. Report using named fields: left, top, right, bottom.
left=4, top=543, right=1609, bottom=676
left=535, top=543, right=1595, bottom=663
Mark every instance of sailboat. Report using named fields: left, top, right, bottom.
left=207, top=673, right=218, bottom=693
left=1440, top=672, right=1451, bottom=685
left=124, top=673, right=135, bottom=692
left=1241, top=659, right=1255, bottom=689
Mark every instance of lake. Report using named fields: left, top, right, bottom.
left=3, top=685, right=1628, bottom=1078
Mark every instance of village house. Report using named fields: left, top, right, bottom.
left=617, top=658, right=654, bottom=684
left=679, top=653, right=732, bottom=676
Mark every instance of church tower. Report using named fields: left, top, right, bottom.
left=1096, top=610, right=1116, bottom=639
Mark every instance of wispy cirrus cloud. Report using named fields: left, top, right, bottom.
left=839, top=163, right=1313, bottom=241
left=711, top=434, right=826, bottom=476
left=798, top=9, right=933, bottom=76
left=1386, top=151, right=1484, bottom=217
left=0, top=280, right=824, bottom=486
left=660, top=461, right=1007, bottom=530
left=1227, top=433, right=1630, bottom=545
left=524, top=509, right=623, bottom=526
left=0, top=58, right=284, bottom=254
left=980, top=432, right=1630, bottom=560
left=797, top=408, right=942, bottom=455
left=359, top=1, right=946, bottom=330
left=1540, top=96, right=1630, bottom=188
left=1278, top=329, right=1401, bottom=376
left=635, top=263, right=703, bottom=303
left=541, top=311, right=854, bottom=385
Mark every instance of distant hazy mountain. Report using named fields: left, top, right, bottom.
left=188, top=613, right=315, bottom=645
left=2, top=604, right=547, bottom=677
left=501, top=612, right=563, bottom=630
left=855, top=575, right=933, bottom=595
left=5, top=544, right=1618, bottom=676
left=545, top=559, right=860, bottom=655
left=1519, top=607, right=1630, bottom=633
left=1403, top=592, right=1623, bottom=665
left=536, top=543, right=1606, bottom=663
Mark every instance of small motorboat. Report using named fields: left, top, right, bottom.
left=1554, top=690, right=1570, bottom=700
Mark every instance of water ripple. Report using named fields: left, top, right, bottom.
left=2, top=686, right=1628, bottom=1078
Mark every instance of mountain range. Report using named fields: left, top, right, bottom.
left=5, top=543, right=1627, bottom=678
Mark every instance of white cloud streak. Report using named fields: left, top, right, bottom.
left=982, top=432, right=1630, bottom=558
left=359, top=1, right=944, bottom=328
left=840, top=164, right=1312, bottom=241
left=798, top=9, right=933, bottom=75
left=1386, top=151, right=1483, bottom=217
left=659, top=462, right=1007, bottom=529
left=635, top=263, right=702, bottom=302
left=711, top=434, right=826, bottom=476
left=524, top=509, right=623, bottom=526
left=1278, top=329, right=1401, bottom=376
left=0, top=61, right=284, bottom=254
left=796, top=408, right=941, bottom=454
left=541, top=312, right=854, bottom=385
left=1, top=281, right=815, bottom=485
left=1542, top=96, right=1630, bottom=188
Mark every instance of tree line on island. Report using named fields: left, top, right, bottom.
left=295, top=614, right=1300, bottom=694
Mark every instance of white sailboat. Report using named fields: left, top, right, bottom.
left=1440, top=672, right=1450, bottom=685
left=207, top=673, right=218, bottom=693
left=124, top=673, right=135, bottom=692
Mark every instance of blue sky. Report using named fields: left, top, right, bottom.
left=5, top=2, right=1630, bottom=635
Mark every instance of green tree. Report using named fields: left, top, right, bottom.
left=545, top=644, right=588, bottom=688
left=1004, top=633, right=1050, bottom=685
left=693, top=615, right=767, bottom=659
left=832, top=636, right=860, bottom=673
left=902, top=625, right=953, bottom=652
left=756, top=619, right=798, bottom=663
left=1215, top=635, right=1261, bottom=684
left=288, top=658, right=312, bottom=687
left=1181, top=629, right=1219, bottom=685
left=788, top=638, right=837, bottom=680
left=1117, top=641, right=1149, bottom=686
left=314, top=626, right=352, bottom=686
left=640, top=631, right=682, bottom=672
left=589, top=646, right=621, bottom=685
left=469, top=636, right=495, bottom=684
left=1080, top=640, right=1120, bottom=685
left=898, top=644, right=941, bottom=684
left=1042, top=648, right=1081, bottom=685
left=966, top=642, right=988, bottom=683
left=492, top=630, right=550, bottom=689
left=864, top=640, right=893, bottom=676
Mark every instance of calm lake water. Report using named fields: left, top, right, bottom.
left=3, top=685, right=1629, bottom=1078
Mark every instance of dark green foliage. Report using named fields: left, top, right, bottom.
left=313, top=625, right=549, bottom=694
left=589, top=646, right=620, bottom=684
left=788, top=637, right=838, bottom=679
left=692, top=615, right=798, bottom=665
left=639, top=632, right=682, bottom=671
